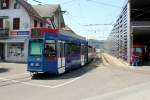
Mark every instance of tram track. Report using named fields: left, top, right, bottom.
left=0, top=74, right=31, bottom=87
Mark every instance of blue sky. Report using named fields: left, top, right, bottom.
left=28, top=0, right=126, bottom=40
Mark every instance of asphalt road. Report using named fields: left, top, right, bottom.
left=1, top=57, right=150, bottom=100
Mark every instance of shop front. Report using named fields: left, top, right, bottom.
left=5, top=38, right=28, bottom=63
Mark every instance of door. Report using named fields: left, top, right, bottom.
left=81, top=44, right=85, bottom=66
left=57, top=40, right=65, bottom=74
left=0, top=43, right=4, bottom=60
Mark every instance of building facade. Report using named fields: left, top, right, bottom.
left=0, top=0, right=65, bottom=62
left=105, top=1, right=130, bottom=62
left=105, top=0, right=150, bottom=65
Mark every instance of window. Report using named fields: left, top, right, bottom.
left=88, top=46, right=92, bottom=53
left=31, top=28, right=41, bottom=37
left=7, top=43, right=24, bottom=57
left=0, top=18, right=3, bottom=28
left=1, top=0, right=9, bottom=9
left=14, top=2, right=20, bottom=9
left=44, top=40, right=56, bottom=57
left=40, top=22, right=43, bottom=27
left=82, top=45, right=88, bottom=54
left=29, top=40, right=43, bottom=56
left=34, top=20, right=38, bottom=27
left=131, top=48, right=135, bottom=53
left=66, top=43, right=81, bottom=56
left=136, top=48, right=142, bottom=53
left=13, top=18, right=20, bottom=30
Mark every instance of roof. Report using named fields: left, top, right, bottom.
left=17, top=0, right=43, bottom=21
left=32, top=4, right=59, bottom=17
left=63, top=26, right=76, bottom=34
left=60, top=26, right=86, bottom=40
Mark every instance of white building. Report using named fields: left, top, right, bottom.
left=0, top=0, right=65, bottom=62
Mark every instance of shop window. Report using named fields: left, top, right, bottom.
left=0, top=18, right=3, bottom=28
left=34, top=20, right=38, bottom=27
left=1, top=0, right=9, bottom=9
left=13, top=18, right=20, bottom=30
left=7, top=43, right=24, bottom=58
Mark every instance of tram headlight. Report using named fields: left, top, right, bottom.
left=30, top=63, right=34, bottom=66
left=35, top=63, right=40, bottom=66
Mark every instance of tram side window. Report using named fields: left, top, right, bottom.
left=66, top=43, right=80, bottom=56
left=88, top=47, right=90, bottom=53
left=66, top=43, right=71, bottom=56
left=81, top=45, right=87, bottom=55
left=44, top=40, right=56, bottom=57
left=88, top=47, right=92, bottom=53
left=71, top=44, right=80, bottom=55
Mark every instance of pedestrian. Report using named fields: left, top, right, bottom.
left=131, top=54, right=135, bottom=66
left=133, top=55, right=140, bottom=66
left=131, top=53, right=140, bottom=66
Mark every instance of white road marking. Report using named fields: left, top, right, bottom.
left=51, top=76, right=82, bottom=88
left=1, top=73, right=29, bottom=79
left=0, top=75, right=84, bottom=89
left=0, top=77, right=53, bottom=88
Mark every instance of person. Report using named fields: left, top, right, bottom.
left=131, top=54, right=140, bottom=66
left=134, top=55, right=140, bottom=66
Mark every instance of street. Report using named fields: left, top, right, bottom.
left=0, top=55, right=150, bottom=100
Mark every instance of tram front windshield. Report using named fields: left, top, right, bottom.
left=29, top=40, right=43, bottom=56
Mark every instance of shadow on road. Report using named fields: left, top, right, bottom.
left=0, top=68, right=10, bottom=73
left=32, top=57, right=102, bottom=80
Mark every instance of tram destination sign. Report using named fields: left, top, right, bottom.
left=45, top=40, right=55, bottom=43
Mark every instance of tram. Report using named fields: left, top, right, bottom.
left=27, top=28, right=95, bottom=75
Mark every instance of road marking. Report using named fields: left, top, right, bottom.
left=0, top=75, right=84, bottom=89
left=1, top=73, right=29, bottom=79
left=51, top=76, right=82, bottom=88
left=0, top=77, right=53, bottom=88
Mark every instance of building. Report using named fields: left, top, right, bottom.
left=88, top=39, right=104, bottom=52
left=105, top=0, right=150, bottom=65
left=0, top=0, right=65, bottom=62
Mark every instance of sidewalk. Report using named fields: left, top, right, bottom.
left=101, top=53, right=150, bottom=74
left=101, top=53, right=129, bottom=67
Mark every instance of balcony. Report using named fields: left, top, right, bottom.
left=0, top=28, right=9, bottom=38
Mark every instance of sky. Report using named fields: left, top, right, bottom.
left=28, top=0, right=126, bottom=40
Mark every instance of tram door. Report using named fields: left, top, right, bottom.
left=81, top=44, right=85, bottom=66
left=57, top=40, right=65, bottom=74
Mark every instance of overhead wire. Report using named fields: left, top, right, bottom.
left=60, top=0, right=78, bottom=5
left=32, top=0, right=45, bottom=4
left=31, top=0, right=120, bottom=40
left=86, top=0, right=122, bottom=8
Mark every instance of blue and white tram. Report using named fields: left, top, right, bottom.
left=27, top=28, right=92, bottom=75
